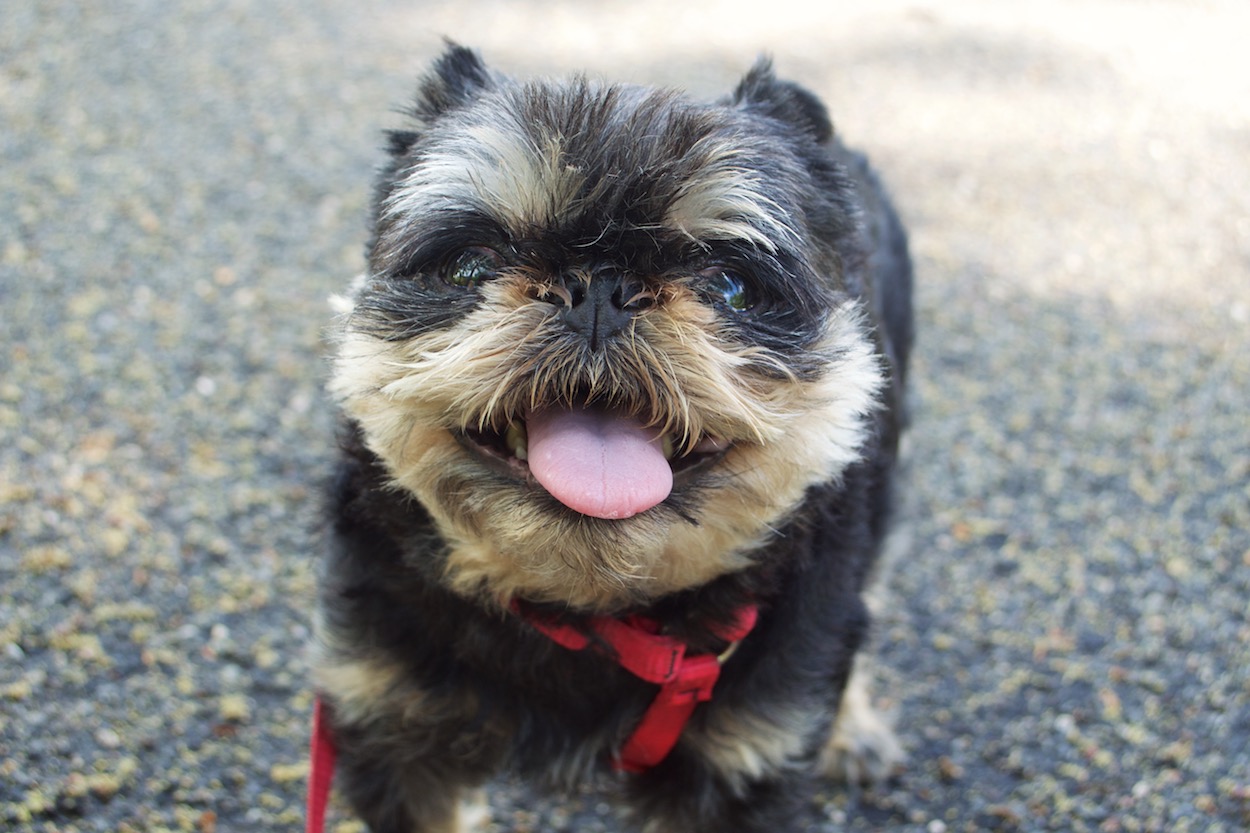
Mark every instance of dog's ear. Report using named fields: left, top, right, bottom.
left=415, top=43, right=494, bottom=121
left=389, top=43, right=494, bottom=158
left=730, top=58, right=833, bottom=144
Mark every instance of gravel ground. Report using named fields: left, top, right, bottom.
left=2, top=1, right=1247, bottom=832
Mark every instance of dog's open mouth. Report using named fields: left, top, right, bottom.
left=461, top=407, right=731, bottom=520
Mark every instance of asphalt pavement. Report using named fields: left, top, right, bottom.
left=2, top=1, right=1247, bottom=831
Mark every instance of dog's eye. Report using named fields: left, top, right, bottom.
left=443, top=247, right=504, bottom=288
left=703, top=269, right=755, bottom=312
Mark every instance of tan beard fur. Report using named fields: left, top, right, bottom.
left=329, top=274, right=883, bottom=611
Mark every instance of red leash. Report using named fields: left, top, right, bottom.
left=306, top=697, right=336, bottom=833
left=305, top=604, right=758, bottom=831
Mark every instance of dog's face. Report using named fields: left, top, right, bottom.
left=332, top=49, right=883, bottom=610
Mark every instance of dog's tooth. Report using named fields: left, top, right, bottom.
left=506, top=421, right=528, bottom=461
left=661, top=434, right=675, bottom=460
left=693, top=436, right=731, bottom=454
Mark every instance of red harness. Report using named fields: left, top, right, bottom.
left=516, top=602, right=759, bottom=773
left=305, top=603, right=758, bottom=832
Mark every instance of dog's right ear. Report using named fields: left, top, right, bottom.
left=415, top=43, right=493, bottom=124
left=389, top=44, right=494, bottom=158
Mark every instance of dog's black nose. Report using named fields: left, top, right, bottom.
left=559, top=271, right=653, bottom=350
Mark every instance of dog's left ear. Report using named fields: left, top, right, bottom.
left=730, top=58, right=834, bottom=144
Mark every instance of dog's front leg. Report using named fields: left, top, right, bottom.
left=625, top=702, right=827, bottom=833
left=329, top=716, right=494, bottom=833
left=310, top=657, right=501, bottom=833
left=628, top=752, right=818, bottom=833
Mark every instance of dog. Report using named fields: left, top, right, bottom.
left=314, top=44, right=913, bottom=832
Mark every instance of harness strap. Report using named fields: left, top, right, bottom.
left=520, top=610, right=687, bottom=683
left=517, top=602, right=759, bottom=772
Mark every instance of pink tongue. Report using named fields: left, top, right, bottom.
left=526, top=407, right=673, bottom=520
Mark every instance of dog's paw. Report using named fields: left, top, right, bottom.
left=455, top=789, right=490, bottom=833
left=818, top=663, right=904, bottom=785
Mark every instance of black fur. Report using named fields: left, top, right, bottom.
left=324, top=427, right=889, bottom=829
left=318, top=45, right=913, bottom=833
left=362, top=53, right=865, bottom=377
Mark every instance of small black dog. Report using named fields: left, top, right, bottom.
left=315, top=44, right=913, bottom=832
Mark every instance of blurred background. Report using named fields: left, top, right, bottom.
left=2, top=1, right=1247, bottom=831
